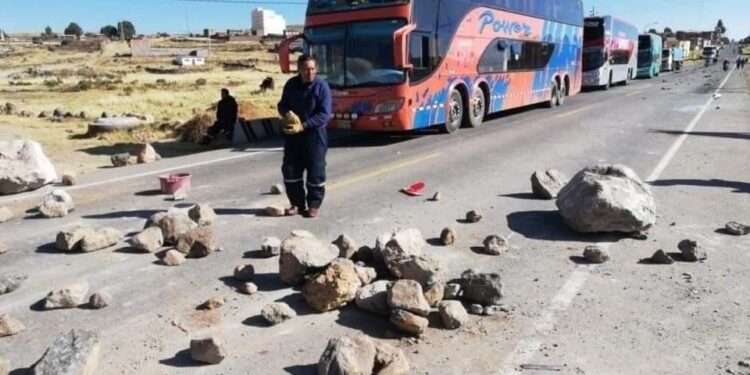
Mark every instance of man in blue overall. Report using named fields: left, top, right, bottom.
left=277, top=54, right=333, bottom=218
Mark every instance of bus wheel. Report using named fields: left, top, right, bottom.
left=466, top=89, right=485, bottom=128
left=442, top=89, right=463, bottom=134
left=545, top=82, right=558, bottom=108
left=557, top=80, right=566, bottom=106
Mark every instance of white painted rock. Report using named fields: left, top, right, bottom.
left=0, top=140, right=57, bottom=195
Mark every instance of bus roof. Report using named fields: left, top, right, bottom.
left=469, top=0, right=583, bottom=26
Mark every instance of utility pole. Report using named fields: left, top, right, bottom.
left=589, top=6, right=596, bottom=17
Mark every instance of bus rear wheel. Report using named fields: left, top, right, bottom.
left=557, top=80, right=567, bottom=106
left=442, top=90, right=463, bottom=134
left=545, top=82, right=558, bottom=108
left=466, top=89, right=486, bottom=128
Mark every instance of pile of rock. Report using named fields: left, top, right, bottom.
left=318, top=334, right=409, bottom=375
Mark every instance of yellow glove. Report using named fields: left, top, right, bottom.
left=283, top=111, right=304, bottom=135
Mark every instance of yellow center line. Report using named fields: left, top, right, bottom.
left=328, top=152, right=442, bottom=191
left=556, top=104, right=595, bottom=119
left=625, top=90, right=644, bottom=97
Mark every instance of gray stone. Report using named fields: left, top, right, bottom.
left=390, top=309, right=428, bottom=335
left=390, top=255, right=444, bottom=286
left=234, top=264, right=255, bottom=281
left=88, top=291, right=111, bottom=309
left=725, top=221, right=750, bottom=236
left=61, top=173, right=77, bottom=186
left=483, top=305, right=507, bottom=316
left=0, top=140, right=57, bottom=194
left=162, top=250, right=185, bottom=266
left=265, top=205, right=285, bottom=217
left=303, top=259, right=360, bottom=312
left=556, top=165, right=656, bottom=233
left=110, top=153, right=130, bottom=167
left=31, top=329, right=100, bottom=375
left=355, top=280, right=392, bottom=316
left=261, top=236, right=282, bottom=257
left=198, top=297, right=224, bottom=310
left=531, top=170, right=569, bottom=199
left=44, top=281, right=89, bottom=309
left=333, top=234, right=357, bottom=259
left=650, top=250, right=674, bottom=265
left=290, top=229, right=316, bottom=238
left=483, top=235, right=509, bottom=256
left=240, top=282, right=258, bottom=295
left=0, top=273, right=27, bottom=294
left=80, top=227, right=123, bottom=252
left=469, top=304, right=484, bottom=315
left=354, top=265, right=377, bottom=285
left=136, top=144, right=160, bottom=164
left=465, top=210, right=482, bottom=223
left=318, top=334, right=376, bottom=375
left=261, top=302, right=296, bottom=325
left=270, top=184, right=284, bottom=194
left=374, top=341, right=410, bottom=375
left=175, top=227, right=217, bottom=258
left=0, top=206, right=14, bottom=223
left=440, top=227, right=456, bottom=245
left=387, top=280, right=430, bottom=317
left=381, top=229, right=425, bottom=277
left=438, top=301, right=469, bottom=329
left=190, top=336, right=226, bottom=365
left=128, top=227, right=163, bottom=253
left=583, top=245, right=610, bottom=264
left=279, top=236, right=338, bottom=285
left=444, top=283, right=462, bottom=300
left=146, top=209, right=198, bottom=245
left=423, top=279, right=445, bottom=307
left=38, top=190, right=75, bottom=218
left=56, top=227, right=96, bottom=251
left=188, top=203, right=216, bottom=227
left=0, top=314, right=26, bottom=337
left=460, top=269, right=504, bottom=306
left=678, top=239, right=706, bottom=262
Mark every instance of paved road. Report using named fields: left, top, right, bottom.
left=1, top=53, right=749, bottom=375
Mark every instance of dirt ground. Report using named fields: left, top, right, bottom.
left=0, top=38, right=288, bottom=175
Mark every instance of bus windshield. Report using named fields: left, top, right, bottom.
left=638, top=35, right=651, bottom=50
left=306, top=19, right=406, bottom=89
left=308, top=0, right=408, bottom=14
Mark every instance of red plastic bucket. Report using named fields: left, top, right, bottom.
left=159, top=173, right=192, bottom=194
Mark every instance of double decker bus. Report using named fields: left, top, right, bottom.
left=279, top=0, right=584, bottom=133
left=636, top=33, right=663, bottom=78
left=581, top=16, right=639, bottom=89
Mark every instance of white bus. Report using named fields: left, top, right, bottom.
left=582, top=16, right=640, bottom=89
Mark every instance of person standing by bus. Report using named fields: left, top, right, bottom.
left=277, top=54, right=332, bottom=218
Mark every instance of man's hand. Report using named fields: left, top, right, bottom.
left=283, top=111, right=304, bottom=134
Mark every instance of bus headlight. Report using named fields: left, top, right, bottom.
left=370, top=99, right=404, bottom=115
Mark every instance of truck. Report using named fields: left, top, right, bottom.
left=702, top=46, right=718, bottom=62
left=582, top=16, right=639, bottom=89
left=661, top=47, right=685, bottom=71
left=637, top=33, right=663, bottom=78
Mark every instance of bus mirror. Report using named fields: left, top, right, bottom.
left=394, top=23, right=417, bottom=69
left=279, top=34, right=304, bottom=74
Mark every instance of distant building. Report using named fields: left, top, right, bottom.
left=173, top=56, right=206, bottom=66
left=251, top=8, right=286, bottom=37
left=285, top=24, right=304, bottom=37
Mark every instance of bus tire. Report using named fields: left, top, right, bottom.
left=466, top=89, right=486, bottom=128
left=545, top=82, right=558, bottom=108
left=442, top=89, right=463, bottom=134
left=557, top=80, right=566, bottom=106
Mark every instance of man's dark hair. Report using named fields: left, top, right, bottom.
left=297, top=54, right=316, bottom=65
left=221, top=88, right=229, bottom=95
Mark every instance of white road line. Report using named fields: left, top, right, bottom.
left=498, top=68, right=735, bottom=374
left=0, top=147, right=282, bottom=205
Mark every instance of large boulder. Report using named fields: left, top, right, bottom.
left=190, top=336, right=226, bottom=365
left=43, top=281, right=90, bottom=309
left=279, top=236, right=338, bottom=285
left=390, top=255, right=444, bottom=287
left=56, top=227, right=96, bottom=251
left=373, top=342, right=410, bottom=375
left=387, top=280, right=430, bottom=317
left=318, top=334, right=376, bottom=375
left=0, top=140, right=57, bottom=195
left=303, top=259, right=361, bottom=312
left=31, top=329, right=100, bottom=375
left=556, top=165, right=656, bottom=233
left=128, top=227, right=164, bottom=253
left=355, top=280, right=392, bottom=316
left=530, top=170, right=569, bottom=199
left=175, top=227, right=217, bottom=258
left=145, top=209, right=198, bottom=245
left=460, top=269, right=503, bottom=306
left=332, top=234, right=357, bottom=259
left=438, top=301, right=468, bottom=329
left=390, top=309, right=428, bottom=335
left=381, top=229, right=424, bottom=277
left=38, top=190, right=75, bottom=218
left=80, top=227, right=123, bottom=252
left=261, top=302, right=296, bottom=325
left=136, top=144, right=161, bottom=164
left=188, top=203, right=216, bottom=227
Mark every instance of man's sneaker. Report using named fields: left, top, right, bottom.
left=284, top=207, right=301, bottom=216
left=304, top=208, right=320, bottom=218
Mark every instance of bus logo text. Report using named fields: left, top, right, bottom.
left=479, top=11, right=532, bottom=36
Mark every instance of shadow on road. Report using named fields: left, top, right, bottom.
left=275, top=293, right=316, bottom=317
left=284, top=364, right=317, bottom=375
left=650, top=178, right=749, bottom=193
left=335, top=305, right=404, bottom=340
left=215, top=208, right=267, bottom=216
left=82, top=209, right=160, bottom=220
left=650, top=129, right=750, bottom=141
left=499, top=192, right=541, bottom=200
left=506, top=210, right=625, bottom=243
left=159, top=349, right=204, bottom=368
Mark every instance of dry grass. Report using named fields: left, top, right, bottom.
left=0, top=39, right=291, bottom=174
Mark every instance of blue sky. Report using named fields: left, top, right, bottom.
left=1, top=0, right=748, bottom=39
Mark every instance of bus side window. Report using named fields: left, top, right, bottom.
left=410, top=32, right=435, bottom=82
